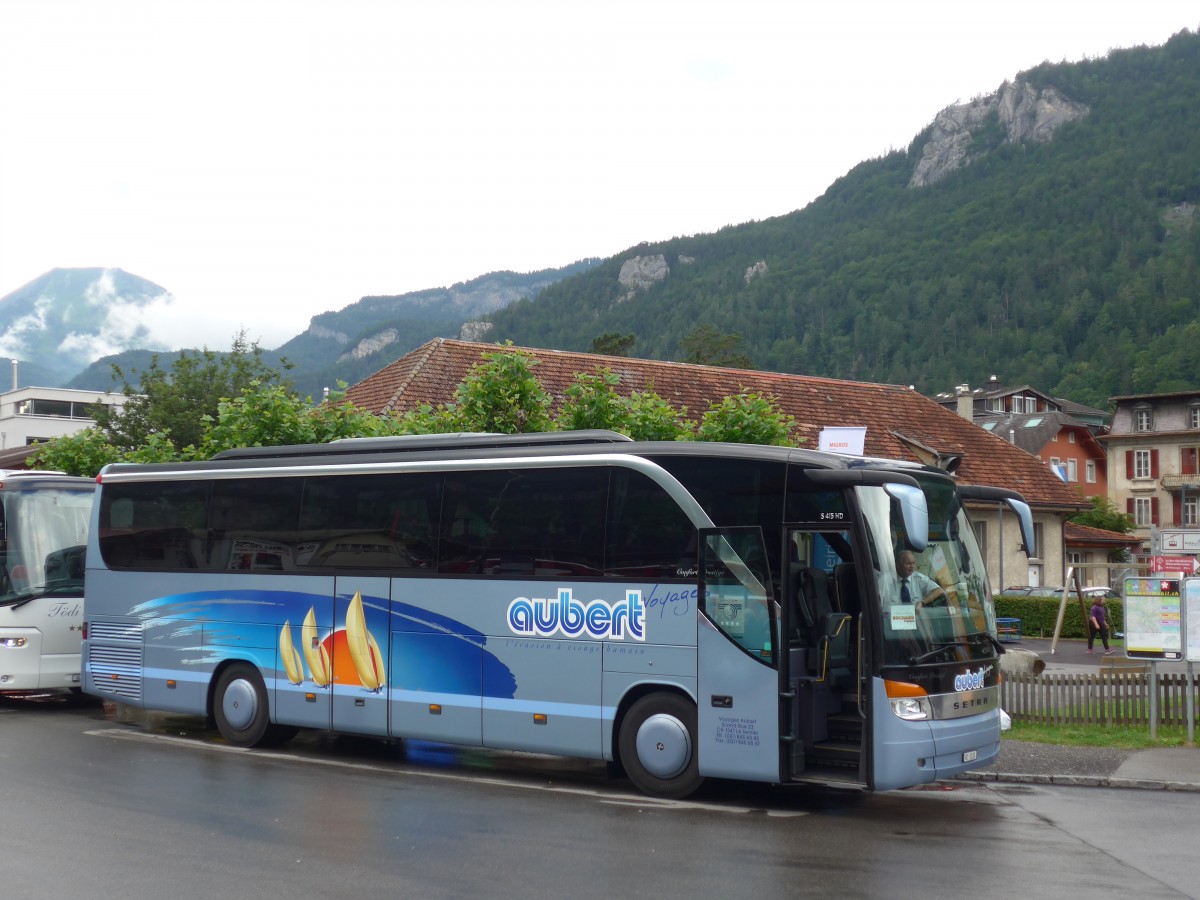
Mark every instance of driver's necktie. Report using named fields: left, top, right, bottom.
left=901, top=579, right=912, bottom=604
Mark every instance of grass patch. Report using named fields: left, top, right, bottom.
left=1007, top=719, right=1192, bottom=749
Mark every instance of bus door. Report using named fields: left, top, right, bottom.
left=330, top=577, right=391, bottom=737
left=783, top=526, right=866, bottom=783
left=696, top=527, right=781, bottom=783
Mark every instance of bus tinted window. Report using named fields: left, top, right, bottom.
left=785, top=468, right=848, bottom=524
left=211, top=478, right=304, bottom=570
left=99, top=480, right=209, bottom=569
left=605, top=468, right=695, bottom=579
left=651, top=456, right=785, bottom=579
left=439, top=467, right=607, bottom=577
left=299, top=473, right=440, bottom=570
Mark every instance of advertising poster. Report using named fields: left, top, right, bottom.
left=1122, top=577, right=1182, bottom=660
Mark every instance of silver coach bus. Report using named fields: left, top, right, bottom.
left=82, top=431, right=1033, bottom=797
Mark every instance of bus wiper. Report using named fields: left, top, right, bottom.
left=1, top=590, right=43, bottom=610
left=1, top=582, right=82, bottom=610
left=909, top=641, right=967, bottom=664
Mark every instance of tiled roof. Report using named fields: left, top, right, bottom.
left=344, top=339, right=1086, bottom=509
left=974, top=411, right=1104, bottom=457
left=1064, top=522, right=1141, bottom=548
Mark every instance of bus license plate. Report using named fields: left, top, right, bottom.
left=962, top=750, right=978, bottom=763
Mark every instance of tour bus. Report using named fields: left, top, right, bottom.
left=81, top=431, right=1034, bottom=798
left=0, top=470, right=95, bottom=692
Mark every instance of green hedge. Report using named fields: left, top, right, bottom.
left=994, top=595, right=1123, bottom=640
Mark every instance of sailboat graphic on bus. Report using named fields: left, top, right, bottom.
left=279, top=591, right=387, bottom=692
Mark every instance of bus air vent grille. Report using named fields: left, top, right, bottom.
left=88, top=621, right=144, bottom=642
left=86, top=645, right=143, bottom=701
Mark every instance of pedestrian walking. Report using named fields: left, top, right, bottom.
left=1087, top=598, right=1113, bottom=655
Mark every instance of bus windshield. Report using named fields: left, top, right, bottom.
left=0, top=487, right=92, bottom=607
left=860, top=477, right=995, bottom=667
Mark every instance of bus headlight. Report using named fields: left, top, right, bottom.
left=0, top=637, right=28, bottom=649
left=889, top=697, right=931, bottom=720
left=885, top=679, right=931, bottom=721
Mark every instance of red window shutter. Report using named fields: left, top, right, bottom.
left=1152, top=496, right=1160, bottom=524
left=1183, top=448, right=1198, bottom=475
left=1174, top=495, right=1182, bottom=525
left=1127, top=498, right=1135, bottom=516
left=1126, top=451, right=1134, bottom=479
left=1151, top=449, right=1159, bottom=478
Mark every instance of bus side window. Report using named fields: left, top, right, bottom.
left=606, top=469, right=695, bottom=579
left=298, top=473, right=440, bottom=570
left=438, top=468, right=606, bottom=577
left=98, top=482, right=209, bottom=571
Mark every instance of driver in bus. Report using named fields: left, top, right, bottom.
left=892, top=550, right=946, bottom=609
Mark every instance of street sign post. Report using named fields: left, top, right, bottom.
left=1159, top=530, right=1200, bottom=552
left=1151, top=555, right=1200, bottom=575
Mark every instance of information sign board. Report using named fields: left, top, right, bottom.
left=1122, top=577, right=1182, bottom=660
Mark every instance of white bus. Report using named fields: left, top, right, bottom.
left=82, top=432, right=1033, bottom=797
left=0, top=470, right=95, bottom=692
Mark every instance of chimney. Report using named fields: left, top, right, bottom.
left=10, top=358, right=16, bottom=392
left=956, top=384, right=973, bottom=421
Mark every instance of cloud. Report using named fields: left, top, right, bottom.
left=63, top=292, right=173, bottom=362
left=0, top=297, right=50, bottom=358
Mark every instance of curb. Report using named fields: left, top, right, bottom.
left=953, top=771, right=1200, bottom=792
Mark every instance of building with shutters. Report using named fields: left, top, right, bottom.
left=1101, top=390, right=1200, bottom=553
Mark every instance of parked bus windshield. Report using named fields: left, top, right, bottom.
left=0, top=472, right=95, bottom=692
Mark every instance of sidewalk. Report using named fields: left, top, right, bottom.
left=951, top=636, right=1200, bottom=791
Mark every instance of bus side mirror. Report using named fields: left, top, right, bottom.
left=884, top=483, right=929, bottom=553
left=1006, top=498, right=1036, bottom=557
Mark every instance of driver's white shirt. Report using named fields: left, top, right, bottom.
left=896, top=569, right=941, bottom=606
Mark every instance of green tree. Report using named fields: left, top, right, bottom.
left=28, top=426, right=181, bottom=477
left=28, top=428, right=122, bottom=477
left=693, top=391, right=796, bottom=446
left=94, top=330, right=287, bottom=454
left=1069, top=496, right=1136, bottom=534
left=451, top=343, right=553, bottom=433
left=196, top=381, right=395, bottom=458
left=556, top=370, right=627, bottom=432
left=625, top=390, right=690, bottom=441
left=590, top=332, right=636, bottom=357
left=680, top=324, right=755, bottom=369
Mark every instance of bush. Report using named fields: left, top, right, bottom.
left=993, top=594, right=1123, bottom=639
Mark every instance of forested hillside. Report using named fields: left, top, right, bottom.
left=484, top=31, right=1200, bottom=409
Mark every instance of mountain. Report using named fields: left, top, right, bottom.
left=479, top=30, right=1200, bottom=410
left=263, top=262, right=600, bottom=399
left=60, top=261, right=601, bottom=398
left=0, top=268, right=171, bottom=388
left=21, top=31, right=1200, bottom=411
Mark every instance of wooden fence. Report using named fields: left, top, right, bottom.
left=1002, top=671, right=1200, bottom=727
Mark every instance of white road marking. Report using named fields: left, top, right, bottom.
left=84, top=727, right=808, bottom=816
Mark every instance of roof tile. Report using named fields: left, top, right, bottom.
left=344, top=339, right=1085, bottom=508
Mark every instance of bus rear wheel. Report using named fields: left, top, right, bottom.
left=618, top=693, right=703, bottom=799
left=214, top=663, right=272, bottom=747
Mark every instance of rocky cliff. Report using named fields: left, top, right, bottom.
left=910, top=80, right=1089, bottom=188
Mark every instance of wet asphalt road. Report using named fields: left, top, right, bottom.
left=2, top=692, right=1197, bottom=899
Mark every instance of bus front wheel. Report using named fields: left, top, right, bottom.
left=618, top=693, right=704, bottom=799
left=214, top=664, right=272, bottom=747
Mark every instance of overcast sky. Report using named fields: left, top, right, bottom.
left=1, top=2, right=1195, bottom=354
